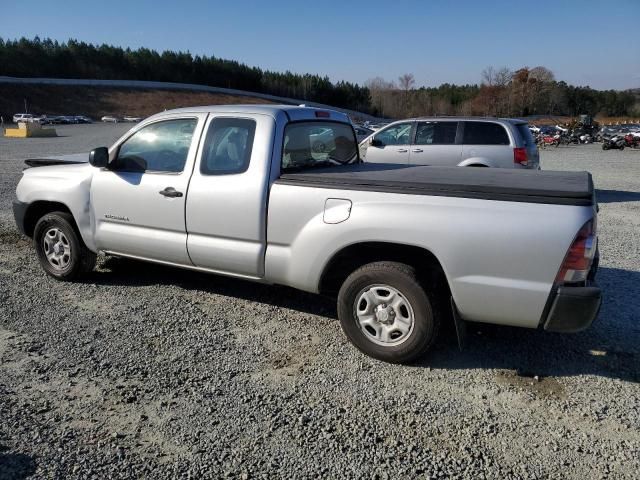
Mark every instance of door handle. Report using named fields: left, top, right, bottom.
left=412, top=149, right=423, bottom=153
left=159, top=187, right=183, bottom=198
left=397, top=149, right=408, bottom=153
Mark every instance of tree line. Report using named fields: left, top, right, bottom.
left=0, top=37, right=371, bottom=112
left=367, top=68, right=638, bottom=119
left=1, top=37, right=637, bottom=119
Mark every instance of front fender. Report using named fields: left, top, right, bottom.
left=15, top=165, right=97, bottom=251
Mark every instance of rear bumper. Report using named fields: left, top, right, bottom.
left=543, top=285, right=602, bottom=333
left=13, top=200, right=28, bottom=235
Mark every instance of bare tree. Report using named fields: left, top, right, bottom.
left=365, top=77, right=396, bottom=116
left=482, top=66, right=512, bottom=87
left=494, top=67, right=512, bottom=87
left=398, top=73, right=415, bottom=91
left=528, top=66, right=555, bottom=83
left=481, top=66, right=496, bottom=86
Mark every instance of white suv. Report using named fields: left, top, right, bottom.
left=12, top=113, right=39, bottom=124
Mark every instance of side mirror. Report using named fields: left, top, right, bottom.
left=371, top=137, right=383, bottom=148
left=89, top=147, right=109, bottom=168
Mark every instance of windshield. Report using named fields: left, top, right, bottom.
left=282, top=121, right=359, bottom=171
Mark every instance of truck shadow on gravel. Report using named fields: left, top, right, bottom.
left=92, top=258, right=639, bottom=383
left=92, top=256, right=337, bottom=319
left=0, top=451, right=36, bottom=480
left=424, top=266, right=640, bottom=383
left=596, top=189, right=640, bottom=203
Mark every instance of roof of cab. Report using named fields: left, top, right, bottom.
left=149, top=104, right=351, bottom=124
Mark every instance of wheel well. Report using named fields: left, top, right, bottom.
left=319, top=242, right=450, bottom=298
left=23, top=201, right=73, bottom=237
left=468, top=163, right=488, bottom=167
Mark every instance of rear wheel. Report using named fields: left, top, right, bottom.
left=33, top=212, right=96, bottom=280
left=337, top=262, right=440, bottom=363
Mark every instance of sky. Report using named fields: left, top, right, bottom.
left=2, top=0, right=639, bottom=90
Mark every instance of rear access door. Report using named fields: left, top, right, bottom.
left=185, top=113, right=275, bottom=278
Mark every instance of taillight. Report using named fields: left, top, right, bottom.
left=555, top=220, right=597, bottom=285
left=315, top=111, right=330, bottom=118
left=514, top=147, right=528, bottom=166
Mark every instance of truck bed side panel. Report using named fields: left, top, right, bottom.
left=265, top=184, right=594, bottom=328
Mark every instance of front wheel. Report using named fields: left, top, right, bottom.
left=337, top=262, right=440, bottom=363
left=33, top=212, right=96, bottom=280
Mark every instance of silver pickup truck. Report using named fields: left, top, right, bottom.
left=13, top=105, right=601, bottom=363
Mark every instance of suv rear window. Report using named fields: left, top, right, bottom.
left=515, top=123, right=535, bottom=147
left=282, top=121, right=358, bottom=171
left=463, top=122, right=510, bottom=145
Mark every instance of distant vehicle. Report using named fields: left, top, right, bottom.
left=528, top=124, right=541, bottom=134
left=602, top=135, right=625, bottom=150
left=74, top=115, right=93, bottom=124
left=360, top=117, right=540, bottom=169
left=101, top=116, right=119, bottom=123
left=37, top=115, right=54, bottom=125
left=13, top=113, right=39, bottom=124
left=123, top=115, right=143, bottom=123
left=354, top=125, right=374, bottom=142
left=309, top=126, right=336, bottom=153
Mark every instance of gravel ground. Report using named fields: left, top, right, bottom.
left=0, top=126, right=639, bottom=479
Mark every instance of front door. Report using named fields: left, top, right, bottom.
left=364, top=122, right=414, bottom=164
left=91, top=114, right=208, bottom=265
left=409, top=121, right=461, bottom=166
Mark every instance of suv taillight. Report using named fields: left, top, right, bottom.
left=555, top=220, right=597, bottom=285
left=514, top=147, right=528, bottom=166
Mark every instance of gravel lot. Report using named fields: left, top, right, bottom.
left=1, top=125, right=639, bottom=479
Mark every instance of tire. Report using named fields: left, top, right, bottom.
left=619, top=145, right=624, bottom=151
left=602, top=144, right=608, bottom=150
left=33, top=212, right=96, bottom=280
left=337, top=261, right=440, bottom=363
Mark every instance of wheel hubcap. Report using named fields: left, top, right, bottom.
left=354, top=284, right=415, bottom=346
left=43, top=227, right=71, bottom=270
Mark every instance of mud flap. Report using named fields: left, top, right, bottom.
left=451, top=297, right=467, bottom=351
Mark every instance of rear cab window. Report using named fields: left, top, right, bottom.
left=282, top=121, right=359, bottom=171
left=463, top=122, right=510, bottom=145
left=200, top=117, right=256, bottom=175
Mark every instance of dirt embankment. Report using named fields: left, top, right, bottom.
left=0, top=84, right=279, bottom=120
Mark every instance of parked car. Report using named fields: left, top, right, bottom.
left=73, top=115, right=93, bottom=124
left=101, top=115, right=119, bottom=123
left=12, top=113, right=39, bottom=124
left=123, top=115, right=143, bottom=123
left=13, top=105, right=600, bottom=364
left=354, top=125, right=374, bottom=142
left=360, top=117, right=540, bottom=169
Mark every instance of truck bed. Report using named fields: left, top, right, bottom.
left=277, top=163, right=594, bottom=206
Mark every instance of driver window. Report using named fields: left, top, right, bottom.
left=114, top=118, right=197, bottom=173
left=374, top=122, right=413, bottom=147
